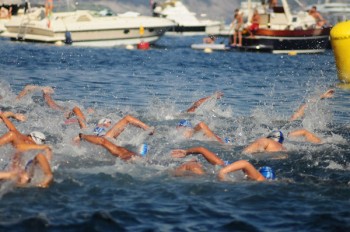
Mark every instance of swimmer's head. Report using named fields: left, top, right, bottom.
left=29, top=131, right=46, bottom=145
left=98, top=118, right=112, bottom=127
left=177, top=119, right=192, bottom=128
left=259, top=166, right=276, bottom=180
left=267, top=130, right=284, bottom=144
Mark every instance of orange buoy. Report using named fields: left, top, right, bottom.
left=137, top=41, right=150, bottom=50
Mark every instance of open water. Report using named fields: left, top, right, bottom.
left=0, top=36, right=349, bottom=232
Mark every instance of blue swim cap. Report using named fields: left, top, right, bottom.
left=177, top=119, right=192, bottom=128
left=93, top=126, right=106, bottom=136
left=259, top=166, right=276, bottom=180
left=267, top=130, right=284, bottom=144
left=139, top=143, right=148, bottom=157
left=223, top=160, right=231, bottom=166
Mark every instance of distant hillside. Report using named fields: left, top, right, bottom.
left=81, top=0, right=240, bottom=23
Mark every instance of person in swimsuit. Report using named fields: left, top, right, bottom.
left=171, top=146, right=275, bottom=181
left=0, top=113, right=53, bottom=188
left=231, top=9, right=243, bottom=47
left=290, top=89, right=334, bottom=121
left=308, top=6, right=327, bottom=28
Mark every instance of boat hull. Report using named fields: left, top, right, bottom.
left=2, top=11, right=175, bottom=46
left=228, top=28, right=331, bottom=54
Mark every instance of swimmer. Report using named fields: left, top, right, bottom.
left=0, top=113, right=53, bottom=187
left=186, top=91, right=224, bottom=113
left=290, top=89, right=334, bottom=121
left=71, top=106, right=154, bottom=141
left=78, top=133, right=139, bottom=161
left=0, top=143, right=53, bottom=188
left=176, top=119, right=226, bottom=144
left=171, top=146, right=275, bottom=181
left=16, top=84, right=65, bottom=111
left=243, top=130, right=286, bottom=154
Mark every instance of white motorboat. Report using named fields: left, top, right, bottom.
left=152, top=0, right=223, bottom=35
left=308, top=0, right=350, bottom=24
left=1, top=4, right=175, bottom=46
left=0, top=0, right=24, bottom=33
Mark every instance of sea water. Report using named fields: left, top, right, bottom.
left=0, top=36, right=349, bottom=231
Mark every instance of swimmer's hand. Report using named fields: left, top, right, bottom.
left=215, top=91, right=224, bottom=99
left=37, top=174, right=53, bottom=188
left=14, top=113, right=26, bottom=122
left=147, top=126, right=155, bottom=135
left=42, top=86, right=55, bottom=94
left=171, top=149, right=187, bottom=158
left=320, top=89, right=334, bottom=99
left=24, top=84, right=40, bottom=92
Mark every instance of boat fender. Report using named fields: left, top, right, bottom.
left=331, top=21, right=350, bottom=83
left=65, top=31, right=73, bottom=45
left=204, top=48, right=213, bottom=53
left=137, top=41, right=150, bottom=50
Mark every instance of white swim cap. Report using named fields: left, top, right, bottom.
left=30, top=131, right=46, bottom=145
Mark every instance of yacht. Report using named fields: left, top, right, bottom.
left=217, top=0, right=331, bottom=54
left=1, top=3, right=175, bottom=46
left=152, top=0, right=223, bottom=35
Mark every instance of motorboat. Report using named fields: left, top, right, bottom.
left=308, top=0, right=350, bottom=25
left=1, top=2, right=175, bottom=46
left=152, top=0, right=223, bottom=35
left=218, top=0, right=331, bottom=54
left=0, top=0, right=25, bottom=33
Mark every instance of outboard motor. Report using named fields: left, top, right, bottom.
left=65, top=31, right=73, bottom=44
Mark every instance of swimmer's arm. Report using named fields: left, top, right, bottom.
left=172, top=147, right=224, bottom=166
left=290, top=103, right=307, bottom=121
left=1, top=111, right=26, bottom=122
left=0, top=113, right=18, bottom=132
left=16, top=144, right=53, bottom=161
left=290, top=89, right=334, bottom=121
left=288, top=129, right=322, bottom=144
left=16, top=85, right=42, bottom=100
left=42, top=91, right=65, bottom=111
left=193, top=122, right=224, bottom=144
left=34, top=153, right=53, bottom=188
left=72, top=106, right=87, bottom=129
left=186, top=92, right=223, bottom=113
left=218, top=160, right=265, bottom=181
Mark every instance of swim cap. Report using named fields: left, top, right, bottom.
left=267, top=130, right=284, bottom=144
left=177, top=119, right=192, bottom=128
left=98, top=118, right=112, bottom=126
left=93, top=126, right=106, bottom=136
left=259, top=166, right=276, bottom=180
left=139, top=143, right=148, bottom=157
left=30, top=131, right=46, bottom=145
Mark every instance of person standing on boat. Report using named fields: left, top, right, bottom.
left=246, top=9, right=260, bottom=38
left=231, top=9, right=243, bottom=47
left=308, top=6, right=327, bottom=28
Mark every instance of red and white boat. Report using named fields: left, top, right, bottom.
left=218, top=0, right=331, bottom=54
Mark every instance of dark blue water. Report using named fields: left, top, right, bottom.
left=0, top=36, right=349, bottom=232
